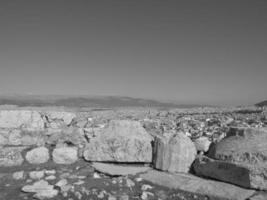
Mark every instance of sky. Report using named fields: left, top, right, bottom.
left=0, top=0, right=266, bottom=106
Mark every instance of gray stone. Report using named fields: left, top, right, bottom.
left=26, top=147, right=50, bottom=164
left=208, top=127, right=267, bottom=190
left=140, top=170, right=255, bottom=200
left=193, top=156, right=257, bottom=189
left=0, top=147, right=26, bottom=167
left=46, top=127, right=86, bottom=148
left=52, top=147, right=78, bottom=164
left=8, top=129, right=45, bottom=146
left=153, top=132, right=196, bottom=173
left=44, top=111, right=76, bottom=127
left=84, top=120, right=153, bottom=162
left=92, top=162, right=151, bottom=176
left=0, top=110, right=44, bottom=130
left=249, top=192, right=267, bottom=200
left=193, top=136, right=211, bottom=152
left=22, top=180, right=58, bottom=199
left=13, top=171, right=24, bottom=180
left=29, top=171, right=45, bottom=180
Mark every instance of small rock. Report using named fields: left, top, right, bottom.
left=45, top=175, right=56, bottom=180
left=74, top=180, right=84, bottom=185
left=126, top=178, right=135, bottom=187
left=74, top=191, right=82, bottom=200
left=97, top=191, right=106, bottom=199
left=108, top=195, right=117, bottom=200
left=193, top=137, right=211, bottom=152
left=13, top=171, right=24, bottom=180
left=141, top=184, right=153, bottom=191
left=92, top=162, right=151, bottom=176
left=52, top=147, right=78, bottom=164
left=29, top=171, right=45, bottom=180
left=93, top=172, right=101, bottom=179
left=26, top=147, right=49, bottom=164
left=120, top=194, right=129, bottom=200
left=55, top=179, right=68, bottom=187
left=141, top=191, right=154, bottom=200
left=44, top=169, right=56, bottom=175
left=135, top=177, right=143, bottom=182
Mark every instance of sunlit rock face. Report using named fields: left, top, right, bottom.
left=208, top=127, right=267, bottom=190
left=83, top=120, right=153, bottom=162
left=0, top=110, right=44, bottom=130
left=153, top=132, right=197, bottom=173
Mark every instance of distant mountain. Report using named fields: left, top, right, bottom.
left=0, top=95, right=202, bottom=108
left=255, top=100, right=267, bottom=107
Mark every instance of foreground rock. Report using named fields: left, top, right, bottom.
left=0, top=110, right=44, bottom=130
left=22, top=180, right=58, bottom=199
left=26, top=147, right=50, bottom=164
left=140, top=170, right=255, bottom=200
left=153, top=132, right=196, bottom=173
left=92, top=162, right=151, bottom=176
left=194, top=156, right=254, bottom=189
left=0, top=147, right=26, bottom=167
left=193, top=136, right=211, bottom=152
left=52, top=146, right=78, bottom=164
left=84, top=120, right=153, bottom=162
left=208, top=127, right=267, bottom=190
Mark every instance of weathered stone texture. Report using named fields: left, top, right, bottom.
left=153, top=132, right=196, bottom=173
left=84, top=120, right=153, bottom=162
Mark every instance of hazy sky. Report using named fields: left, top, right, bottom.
left=0, top=1, right=266, bottom=105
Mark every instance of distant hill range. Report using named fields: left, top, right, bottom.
left=255, top=100, right=267, bottom=107
left=0, top=95, right=202, bottom=108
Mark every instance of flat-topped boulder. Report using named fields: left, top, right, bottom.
left=92, top=162, right=151, bottom=176
left=83, top=120, right=153, bottom=162
left=140, top=170, right=256, bottom=200
left=0, top=110, right=44, bottom=130
left=208, top=127, right=267, bottom=190
left=193, top=156, right=258, bottom=189
left=153, top=132, right=196, bottom=173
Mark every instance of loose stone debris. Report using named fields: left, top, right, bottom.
left=0, top=107, right=266, bottom=200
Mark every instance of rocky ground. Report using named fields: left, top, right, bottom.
left=0, top=106, right=266, bottom=200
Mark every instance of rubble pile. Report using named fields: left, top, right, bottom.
left=0, top=107, right=266, bottom=200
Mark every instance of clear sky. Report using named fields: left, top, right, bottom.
left=0, top=0, right=266, bottom=106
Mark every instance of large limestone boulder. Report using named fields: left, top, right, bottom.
left=208, top=127, right=267, bottom=190
left=26, top=147, right=50, bottom=164
left=193, top=156, right=255, bottom=188
left=140, top=170, right=255, bottom=200
left=0, top=147, right=26, bottom=167
left=153, top=132, right=197, bottom=173
left=0, top=110, right=44, bottom=130
left=83, top=120, right=153, bottom=162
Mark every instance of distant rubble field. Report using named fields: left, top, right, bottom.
left=0, top=107, right=266, bottom=200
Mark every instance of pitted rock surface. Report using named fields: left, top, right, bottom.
left=83, top=120, right=153, bottom=162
